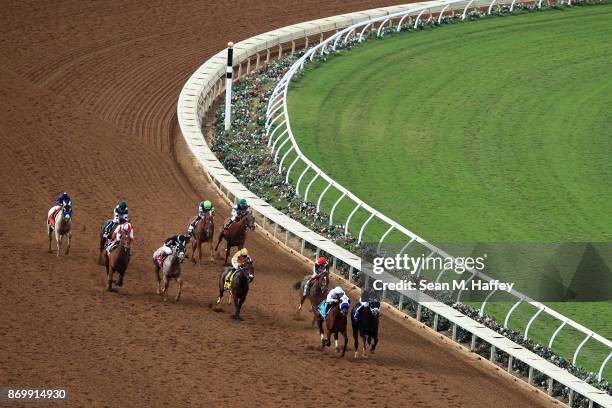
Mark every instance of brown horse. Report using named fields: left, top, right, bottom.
left=215, top=211, right=255, bottom=264
left=293, top=272, right=329, bottom=326
left=190, top=211, right=214, bottom=264
left=104, top=225, right=132, bottom=292
left=315, top=298, right=350, bottom=357
left=216, top=262, right=255, bottom=321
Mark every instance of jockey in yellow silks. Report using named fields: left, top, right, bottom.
left=231, top=248, right=252, bottom=270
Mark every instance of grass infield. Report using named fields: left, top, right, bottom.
left=286, top=5, right=612, bottom=377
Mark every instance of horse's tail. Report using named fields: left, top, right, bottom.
left=292, top=280, right=303, bottom=290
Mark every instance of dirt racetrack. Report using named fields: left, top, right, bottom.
left=0, top=1, right=556, bottom=407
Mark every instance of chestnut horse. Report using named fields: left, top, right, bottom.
left=216, top=261, right=255, bottom=321
left=104, top=225, right=132, bottom=292
left=215, top=211, right=255, bottom=264
left=190, top=211, right=214, bottom=264
left=293, top=272, right=329, bottom=326
left=315, top=297, right=350, bottom=357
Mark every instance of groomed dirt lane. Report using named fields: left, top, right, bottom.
left=1, top=1, right=554, bottom=407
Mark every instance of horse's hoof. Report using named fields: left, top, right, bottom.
left=354, top=352, right=358, bottom=359
left=175, top=297, right=180, bottom=302
left=216, top=298, right=221, bottom=304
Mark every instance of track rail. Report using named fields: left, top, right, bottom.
left=177, top=2, right=612, bottom=406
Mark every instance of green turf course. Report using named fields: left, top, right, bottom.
left=284, top=6, right=612, bottom=378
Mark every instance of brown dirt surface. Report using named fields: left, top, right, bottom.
left=0, top=1, right=556, bottom=407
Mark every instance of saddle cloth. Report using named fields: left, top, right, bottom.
left=48, top=209, right=60, bottom=226
left=224, top=269, right=238, bottom=290
left=318, top=302, right=332, bottom=321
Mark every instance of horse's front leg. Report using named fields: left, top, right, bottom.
left=191, top=240, right=197, bottom=263
left=175, top=277, right=182, bottom=302
left=214, top=231, right=223, bottom=252
left=341, top=330, right=348, bottom=357
left=318, top=320, right=325, bottom=349
left=234, top=295, right=243, bottom=321
left=198, top=241, right=203, bottom=265
left=106, top=265, right=113, bottom=292
left=65, top=232, right=72, bottom=255
left=370, top=336, right=378, bottom=354
left=47, top=226, right=52, bottom=253
left=334, top=333, right=339, bottom=353
left=56, top=232, right=62, bottom=257
left=208, top=238, right=214, bottom=262
left=352, top=326, right=360, bottom=359
left=155, top=266, right=162, bottom=295
left=162, top=277, right=170, bottom=302
left=362, top=336, right=368, bottom=358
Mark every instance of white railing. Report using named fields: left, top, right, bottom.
left=177, top=2, right=612, bottom=407
left=265, top=0, right=611, bottom=386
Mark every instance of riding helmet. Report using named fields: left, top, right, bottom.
left=118, top=200, right=127, bottom=210
left=316, top=256, right=328, bottom=266
left=239, top=248, right=249, bottom=257
left=203, top=200, right=212, bottom=210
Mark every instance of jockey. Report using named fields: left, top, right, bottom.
left=106, top=222, right=134, bottom=254
left=154, top=234, right=190, bottom=267
left=113, top=200, right=129, bottom=224
left=187, top=200, right=214, bottom=235
left=231, top=248, right=252, bottom=271
left=354, top=289, right=380, bottom=317
left=321, top=286, right=349, bottom=316
left=48, top=192, right=72, bottom=223
left=225, top=198, right=249, bottom=228
left=103, top=200, right=129, bottom=239
left=301, top=256, right=329, bottom=300
left=55, top=192, right=72, bottom=206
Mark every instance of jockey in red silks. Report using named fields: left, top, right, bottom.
left=301, top=256, right=329, bottom=302
left=106, top=222, right=134, bottom=254
left=48, top=192, right=72, bottom=224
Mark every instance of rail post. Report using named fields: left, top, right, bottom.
left=224, top=42, right=234, bottom=131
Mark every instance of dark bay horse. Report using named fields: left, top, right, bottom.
left=104, top=226, right=132, bottom=292
left=191, top=211, right=214, bottom=264
left=215, top=211, right=255, bottom=264
left=216, top=261, right=255, bottom=321
left=351, top=296, right=381, bottom=358
left=315, top=298, right=350, bottom=357
left=293, top=272, right=329, bottom=326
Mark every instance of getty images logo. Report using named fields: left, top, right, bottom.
left=372, top=254, right=487, bottom=275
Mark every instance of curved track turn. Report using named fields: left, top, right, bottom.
left=1, top=1, right=555, bottom=406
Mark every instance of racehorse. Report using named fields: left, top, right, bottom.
left=190, top=211, right=214, bottom=264
left=47, top=202, right=72, bottom=256
left=104, top=224, right=132, bottom=292
left=351, top=294, right=381, bottom=358
left=315, top=297, right=350, bottom=357
left=216, top=261, right=255, bottom=321
left=154, top=244, right=186, bottom=302
left=98, top=219, right=115, bottom=264
left=215, top=211, right=255, bottom=264
left=293, top=271, right=329, bottom=326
